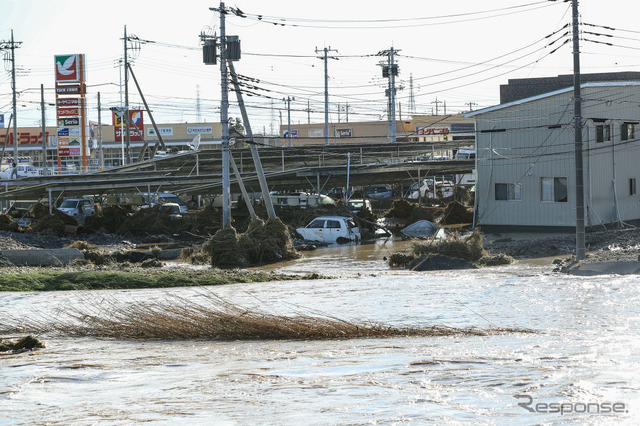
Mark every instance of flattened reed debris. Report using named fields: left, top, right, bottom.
left=0, top=294, right=534, bottom=341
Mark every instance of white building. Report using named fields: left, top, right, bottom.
left=467, top=81, right=640, bottom=230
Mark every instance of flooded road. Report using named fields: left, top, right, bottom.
left=1, top=240, right=639, bottom=424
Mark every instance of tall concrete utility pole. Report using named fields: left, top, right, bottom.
left=123, top=26, right=131, bottom=165
left=40, top=84, right=46, bottom=171
left=218, top=2, right=231, bottom=227
left=379, top=48, right=399, bottom=143
left=0, top=31, right=22, bottom=165
left=98, top=92, right=104, bottom=169
left=316, top=46, right=337, bottom=146
left=571, top=0, right=586, bottom=260
left=389, top=47, right=397, bottom=143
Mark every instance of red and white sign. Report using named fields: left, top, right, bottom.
left=57, top=107, right=79, bottom=117
left=55, top=54, right=85, bottom=83
left=113, top=109, right=144, bottom=142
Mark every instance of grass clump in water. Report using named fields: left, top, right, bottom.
left=1, top=293, right=534, bottom=340
left=389, top=229, right=514, bottom=268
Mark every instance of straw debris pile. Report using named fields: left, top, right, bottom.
left=389, top=229, right=513, bottom=269
left=27, top=203, right=78, bottom=236
left=206, top=218, right=300, bottom=269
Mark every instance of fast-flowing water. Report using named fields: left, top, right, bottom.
left=1, top=240, right=639, bottom=424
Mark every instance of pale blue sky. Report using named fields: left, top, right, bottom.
left=1, top=0, right=636, bottom=132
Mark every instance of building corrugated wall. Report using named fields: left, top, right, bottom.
left=472, top=82, right=640, bottom=229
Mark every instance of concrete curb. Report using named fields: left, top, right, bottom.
left=0, top=248, right=84, bottom=266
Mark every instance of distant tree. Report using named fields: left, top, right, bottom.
left=230, top=117, right=245, bottom=134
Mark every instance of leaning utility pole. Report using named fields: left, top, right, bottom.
left=228, top=61, right=277, bottom=220
left=315, top=46, right=337, bottom=146
left=571, top=0, right=586, bottom=260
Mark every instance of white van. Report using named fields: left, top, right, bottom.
left=296, top=216, right=361, bottom=243
left=0, top=164, right=41, bottom=180
left=58, top=198, right=95, bottom=222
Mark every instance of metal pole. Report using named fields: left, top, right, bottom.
left=346, top=152, right=351, bottom=202
left=323, top=47, right=329, bottom=146
left=40, top=84, right=47, bottom=172
left=11, top=30, right=18, bottom=166
left=228, top=61, right=277, bottom=219
left=123, top=25, right=131, bottom=164
left=286, top=96, right=293, bottom=147
left=127, top=63, right=166, bottom=151
left=219, top=2, right=231, bottom=227
left=229, top=152, right=256, bottom=220
left=572, top=0, right=586, bottom=260
left=98, top=92, right=103, bottom=169
left=390, top=47, right=397, bottom=143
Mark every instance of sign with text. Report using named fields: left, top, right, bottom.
left=417, top=127, right=450, bottom=136
left=56, top=98, right=81, bottom=107
left=187, top=126, right=213, bottom=135
left=58, top=117, right=79, bottom=126
left=57, top=127, right=81, bottom=137
left=55, top=84, right=85, bottom=95
left=56, top=107, right=79, bottom=117
left=0, top=131, right=50, bottom=146
left=147, top=127, right=174, bottom=137
left=335, top=128, right=352, bottom=138
left=113, top=110, right=144, bottom=142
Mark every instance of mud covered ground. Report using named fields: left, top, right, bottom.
left=485, top=227, right=640, bottom=263
left=4, top=225, right=640, bottom=268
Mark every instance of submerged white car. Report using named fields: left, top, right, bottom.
left=57, top=198, right=95, bottom=222
left=296, top=216, right=361, bottom=243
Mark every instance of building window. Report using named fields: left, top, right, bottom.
left=596, top=124, right=611, bottom=143
left=495, top=183, right=522, bottom=201
left=630, top=178, right=637, bottom=196
left=541, top=177, right=568, bottom=202
left=621, top=123, right=635, bottom=141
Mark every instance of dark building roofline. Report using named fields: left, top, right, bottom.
left=500, top=71, right=640, bottom=104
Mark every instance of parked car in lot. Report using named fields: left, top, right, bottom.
left=270, top=192, right=335, bottom=209
left=407, top=178, right=454, bottom=200
left=346, top=199, right=371, bottom=214
left=364, top=185, right=393, bottom=199
left=296, top=216, right=361, bottom=243
left=57, top=198, right=95, bottom=222
left=158, top=202, right=183, bottom=219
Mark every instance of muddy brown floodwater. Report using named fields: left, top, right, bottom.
left=1, top=239, right=639, bottom=424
